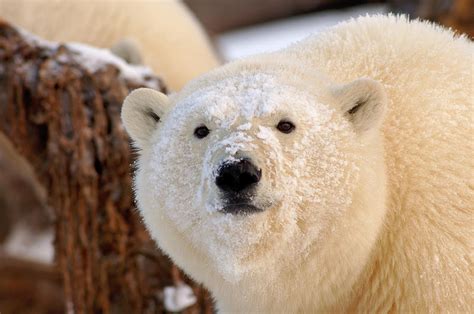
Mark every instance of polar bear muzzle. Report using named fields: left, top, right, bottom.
left=215, top=158, right=263, bottom=215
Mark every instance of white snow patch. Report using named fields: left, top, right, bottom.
left=256, top=125, right=273, bottom=140
left=163, top=284, right=197, bottom=312
left=17, top=27, right=59, bottom=49
left=237, top=122, right=252, bottom=131
left=66, top=42, right=158, bottom=88
left=2, top=224, right=54, bottom=264
left=16, top=26, right=158, bottom=89
left=221, top=132, right=254, bottom=156
left=187, top=72, right=296, bottom=122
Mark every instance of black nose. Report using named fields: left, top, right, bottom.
left=215, top=159, right=261, bottom=193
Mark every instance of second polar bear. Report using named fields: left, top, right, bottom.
left=122, top=16, right=473, bottom=312
left=0, top=0, right=219, bottom=90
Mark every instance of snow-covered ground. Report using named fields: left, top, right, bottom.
left=216, top=4, right=387, bottom=61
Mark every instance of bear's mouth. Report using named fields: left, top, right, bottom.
left=220, top=203, right=264, bottom=215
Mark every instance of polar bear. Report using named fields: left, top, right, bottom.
left=121, top=15, right=473, bottom=312
left=0, top=0, right=219, bottom=90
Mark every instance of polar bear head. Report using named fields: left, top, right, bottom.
left=121, top=60, right=387, bottom=286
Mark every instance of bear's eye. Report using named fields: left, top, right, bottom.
left=194, top=125, right=210, bottom=139
left=276, top=120, right=295, bottom=134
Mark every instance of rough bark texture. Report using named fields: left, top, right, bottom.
left=0, top=132, right=50, bottom=243
left=0, top=20, right=213, bottom=314
left=0, top=256, right=64, bottom=314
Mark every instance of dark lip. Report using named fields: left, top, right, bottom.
left=221, top=203, right=265, bottom=215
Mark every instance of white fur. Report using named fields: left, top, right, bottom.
left=122, top=15, right=474, bottom=312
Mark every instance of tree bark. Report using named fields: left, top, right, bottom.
left=0, top=20, right=213, bottom=314
left=0, top=131, right=50, bottom=243
left=0, top=256, right=64, bottom=314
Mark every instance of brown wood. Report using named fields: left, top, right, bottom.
left=0, top=19, right=213, bottom=314
left=0, top=132, right=50, bottom=243
left=0, top=256, right=64, bottom=314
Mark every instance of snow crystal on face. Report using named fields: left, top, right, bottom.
left=222, top=132, right=254, bottom=156
left=185, top=72, right=292, bottom=122
left=237, top=122, right=252, bottom=131
left=256, top=125, right=273, bottom=140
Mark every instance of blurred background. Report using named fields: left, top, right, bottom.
left=0, top=0, right=472, bottom=313
left=189, top=0, right=473, bottom=60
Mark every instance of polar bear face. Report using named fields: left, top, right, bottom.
left=122, top=66, right=386, bottom=283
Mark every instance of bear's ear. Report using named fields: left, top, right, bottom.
left=121, top=88, right=171, bottom=149
left=332, top=78, right=387, bottom=134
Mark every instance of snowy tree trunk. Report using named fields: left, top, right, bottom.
left=0, top=19, right=213, bottom=313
